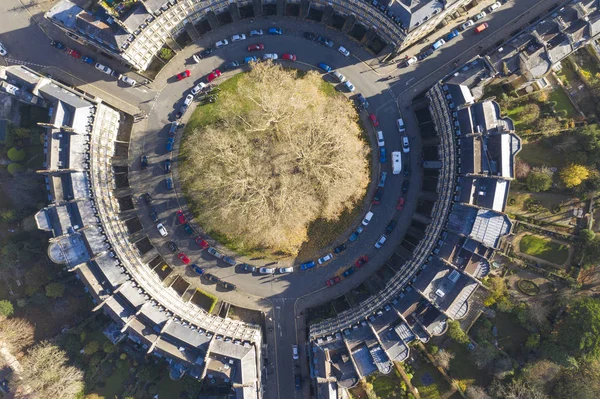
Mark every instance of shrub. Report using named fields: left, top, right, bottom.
left=45, top=282, right=66, bottom=298
left=159, top=48, right=174, bottom=61
left=83, top=341, right=99, bottom=355
left=103, top=341, right=115, bottom=354
left=7, top=163, right=25, bottom=175
left=526, top=171, right=552, bottom=192
left=551, top=205, right=562, bottom=214
left=7, top=147, right=26, bottom=162
left=0, top=300, right=14, bottom=317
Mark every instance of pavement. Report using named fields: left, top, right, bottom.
left=0, top=0, right=564, bottom=398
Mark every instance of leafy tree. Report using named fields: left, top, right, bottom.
left=552, top=360, right=600, bottom=399
left=447, top=320, right=470, bottom=344
left=83, top=341, right=100, bottom=356
left=471, top=341, right=498, bottom=369
left=102, top=341, right=115, bottom=354
left=520, top=103, right=541, bottom=125
left=0, top=317, right=33, bottom=352
left=45, top=282, right=66, bottom=298
left=483, top=276, right=508, bottom=307
left=560, top=164, right=590, bottom=188
left=7, top=147, right=26, bottom=162
left=526, top=170, right=552, bottom=192
left=580, top=229, right=596, bottom=244
left=0, top=300, right=14, bottom=317
left=537, top=117, right=561, bottom=134
left=12, top=341, right=83, bottom=399
left=0, top=209, right=17, bottom=223
left=526, top=333, right=541, bottom=350
left=159, top=47, right=174, bottom=60
left=7, top=163, right=25, bottom=176
left=557, top=297, right=600, bottom=359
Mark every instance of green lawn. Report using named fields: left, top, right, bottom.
left=518, top=138, right=564, bottom=167
left=411, top=361, right=449, bottom=399
left=556, top=59, right=579, bottom=86
left=447, top=342, right=489, bottom=388
left=519, top=234, right=570, bottom=264
left=504, top=104, right=527, bottom=130
left=366, top=369, right=406, bottom=399
left=89, top=359, right=131, bottom=398
left=494, top=311, right=531, bottom=358
left=548, top=86, right=578, bottom=119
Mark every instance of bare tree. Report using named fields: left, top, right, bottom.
left=433, top=349, right=454, bottom=370
left=180, top=62, right=369, bottom=255
left=490, top=379, right=548, bottom=399
left=465, top=385, right=492, bottom=399
left=515, top=159, right=532, bottom=180
left=523, top=360, right=562, bottom=393
left=12, top=341, right=83, bottom=399
left=0, top=317, right=34, bottom=353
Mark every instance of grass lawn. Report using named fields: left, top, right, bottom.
left=494, top=311, right=530, bottom=358
left=518, top=138, right=564, bottom=167
left=156, top=371, right=186, bottom=398
left=446, top=341, right=489, bottom=388
left=548, top=86, right=578, bottom=119
left=366, top=369, right=405, bottom=399
left=556, top=59, right=579, bottom=86
left=89, top=359, right=132, bottom=398
left=519, top=234, right=570, bottom=264
left=411, top=361, right=450, bottom=399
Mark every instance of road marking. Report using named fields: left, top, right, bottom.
left=5, top=57, right=46, bottom=69
left=405, top=77, right=415, bottom=86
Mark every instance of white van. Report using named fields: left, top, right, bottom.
left=396, top=118, right=406, bottom=133
left=406, top=56, right=417, bottom=66
left=362, top=211, right=374, bottom=226
left=392, top=151, right=402, bottom=175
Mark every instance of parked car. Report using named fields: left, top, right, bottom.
left=369, top=114, right=379, bottom=127
left=195, top=236, right=210, bottom=249
left=376, top=131, right=385, bottom=147
left=355, top=255, right=368, bottom=268
left=259, top=267, right=276, bottom=274
left=140, top=155, right=148, bottom=169
left=379, top=147, right=387, bottom=163
left=218, top=280, right=236, bottom=290
left=460, top=20, right=475, bottom=30
left=487, top=1, right=501, bottom=12
left=378, top=172, right=387, bottom=188
left=356, top=93, right=369, bottom=108
left=300, top=261, right=316, bottom=271
left=66, top=48, right=81, bottom=58
left=268, top=27, right=282, bottom=35
left=473, top=11, right=486, bottom=21
left=176, top=210, right=186, bottom=224
left=149, top=207, right=159, bottom=222
left=50, top=40, right=65, bottom=50
left=404, top=56, right=417, bottom=66
left=344, top=81, right=355, bottom=92
left=326, top=276, right=341, bottom=287
left=375, top=235, right=387, bottom=249
left=165, top=177, right=173, bottom=190
left=282, top=53, right=297, bottom=61
left=342, top=267, right=355, bottom=277
left=142, top=192, right=153, bottom=204
left=362, top=211, right=374, bottom=226
left=176, top=70, right=191, bottom=80
left=119, top=75, right=137, bottom=86
left=225, top=61, right=240, bottom=71
left=244, top=56, right=258, bottom=64
left=334, top=244, right=347, bottom=254
left=318, top=253, right=333, bottom=265
left=263, top=53, right=278, bottom=60
left=157, top=223, right=168, bottom=237
left=402, top=136, right=410, bottom=153
left=372, top=187, right=384, bottom=205
left=178, top=252, right=191, bottom=264
left=240, top=263, right=256, bottom=272
left=202, top=273, right=220, bottom=283
left=348, top=226, right=364, bottom=242
left=223, top=256, right=236, bottom=266
left=402, top=179, right=410, bottom=192
left=318, top=62, right=332, bottom=72
left=95, top=63, right=113, bottom=75
left=215, top=39, right=229, bottom=48
left=303, top=32, right=317, bottom=41
left=231, top=34, right=246, bottom=42
left=191, top=264, right=205, bottom=275
left=184, top=94, right=194, bottom=106
left=446, top=29, right=460, bottom=41
left=250, top=29, right=264, bottom=37
left=338, top=46, right=350, bottom=57
left=163, top=159, right=171, bottom=172
left=247, top=43, right=264, bottom=51
left=183, top=223, right=194, bottom=235
left=279, top=267, right=294, bottom=273
left=168, top=241, right=178, bottom=252
left=82, top=56, right=95, bottom=65
left=317, top=36, right=333, bottom=47
left=475, top=23, right=489, bottom=33
left=386, top=220, right=397, bottom=234
left=396, top=196, right=405, bottom=210
left=199, top=48, right=213, bottom=58
left=193, top=54, right=201, bottom=63
left=207, top=69, right=221, bottom=82
left=295, top=375, right=302, bottom=390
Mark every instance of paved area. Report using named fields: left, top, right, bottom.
left=0, top=0, right=563, bottom=398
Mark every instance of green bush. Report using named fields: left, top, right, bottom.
left=159, top=47, right=174, bottom=61
left=7, top=163, right=25, bottom=175
left=0, top=300, right=14, bottom=316
left=84, top=341, right=100, bottom=355
left=508, top=197, right=516, bottom=206
left=45, top=282, right=66, bottom=298
left=7, top=147, right=26, bottom=162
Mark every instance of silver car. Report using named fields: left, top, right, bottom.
left=259, top=267, right=276, bottom=274
left=157, top=223, right=168, bottom=237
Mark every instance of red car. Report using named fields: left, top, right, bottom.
left=369, top=114, right=379, bottom=127
left=355, top=255, right=368, bottom=268
left=195, top=236, right=210, bottom=249
left=325, top=276, right=341, bottom=287
left=247, top=44, right=264, bottom=52
left=207, top=69, right=221, bottom=82
left=176, top=210, right=186, bottom=224
left=66, top=48, right=81, bottom=59
left=396, top=197, right=405, bottom=211
left=176, top=70, right=191, bottom=80
left=282, top=53, right=297, bottom=61
left=178, top=252, right=191, bottom=264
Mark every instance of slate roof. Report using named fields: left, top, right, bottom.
left=388, top=0, right=444, bottom=32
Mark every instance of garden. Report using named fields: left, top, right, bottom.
left=518, top=234, right=570, bottom=265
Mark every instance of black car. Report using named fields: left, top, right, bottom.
left=386, top=220, right=397, bottom=234
left=149, top=207, right=159, bottom=222
left=402, top=180, right=410, bottom=193
left=0, top=378, right=10, bottom=394
left=224, top=61, right=240, bottom=71
left=356, top=94, right=369, bottom=109
left=303, top=32, right=317, bottom=41
left=295, top=375, right=302, bottom=390
left=141, top=155, right=148, bottom=169
left=334, top=244, right=347, bottom=254
left=202, top=273, right=220, bottom=283
left=372, top=187, right=384, bottom=205
left=218, top=280, right=237, bottom=290
left=142, top=192, right=153, bottom=204
left=404, top=165, right=411, bottom=177
left=200, top=48, right=213, bottom=58
left=164, top=159, right=171, bottom=173
left=240, top=263, right=257, bottom=273
left=317, top=36, right=334, bottom=48
left=168, top=241, right=178, bottom=252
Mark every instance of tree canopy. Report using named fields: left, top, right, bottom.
left=557, top=297, right=600, bottom=360
left=560, top=164, right=590, bottom=188
left=526, top=169, right=552, bottom=192
left=180, top=62, right=369, bottom=255
left=0, top=300, right=14, bottom=317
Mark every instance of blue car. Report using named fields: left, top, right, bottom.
left=82, top=56, right=95, bottom=65
left=165, top=177, right=173, bottom=190
left=348, top=226, right=364, bottom=242
left=268, top=27, right=282, bottom=35
left=379, top=147, right=387, bottom=163
left=50, top=40, right=65, bottom=50
left=244, top=56, right=258, bottom=64
left=166, top=138, right=175, bottom=152
left=318, top=62, right=331, bottom=72
left=342, top=266, right=355, bottom=277
left=300, top=261, right=316, bottom=271
left=446, top=29, right=460, bottom=41
left=191, top=264, right=205, bottom=275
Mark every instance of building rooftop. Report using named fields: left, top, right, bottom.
left=456, top=176, right=509, bottom=212
left=388, top=0, right=444, bottom=32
